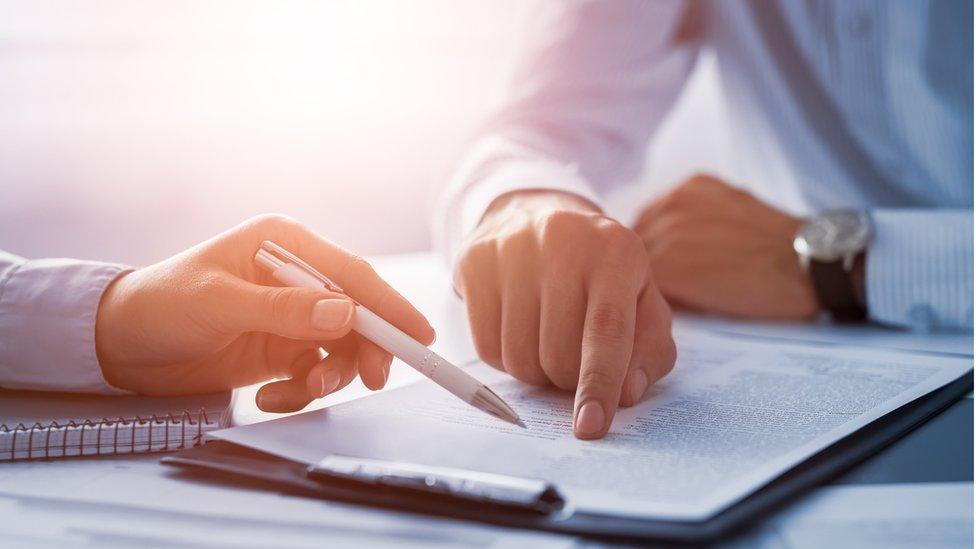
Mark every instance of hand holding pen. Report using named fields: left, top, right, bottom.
left=256, top=241, right=522, bottom=425
left=95, top=214, right=436, bottom=411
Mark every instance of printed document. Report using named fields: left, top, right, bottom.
left=211, top=333, right=972, bottom=521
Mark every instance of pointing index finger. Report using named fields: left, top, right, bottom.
left=573, top=272, right=640, bottom=439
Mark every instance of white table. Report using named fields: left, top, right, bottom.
left=1, top=253, right=970, bottom=548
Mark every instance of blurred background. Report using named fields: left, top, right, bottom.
left=1, top=0, right=733, bottom=265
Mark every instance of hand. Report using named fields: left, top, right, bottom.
left=95, top=214, right=435, bottom=412
left=633, top=174, right=818, bottom=318
left=454, top=191, right=676, bottom=440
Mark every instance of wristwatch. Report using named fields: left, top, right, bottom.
left=793, top=210, right=871, bottom=322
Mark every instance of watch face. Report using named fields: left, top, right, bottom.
left=794, top=210, right=871, bottom=262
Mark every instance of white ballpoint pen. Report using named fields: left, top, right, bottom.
left=254, top=241, right=524, bottom=427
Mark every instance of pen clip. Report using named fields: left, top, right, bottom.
left=257, top=240, right=346, bottom=294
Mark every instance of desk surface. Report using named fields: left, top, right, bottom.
left=1, top=252, right=972, bottom=547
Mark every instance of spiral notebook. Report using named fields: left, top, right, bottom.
left=0, top=388, right=232, bottom=460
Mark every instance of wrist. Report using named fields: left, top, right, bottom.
left=850, top=252, right=867, bottom=309
left=793, top=211, right=871, bottom=321
left=483, top=190, right=602, bottom=221
left=94, top=270, right=134, bottom=387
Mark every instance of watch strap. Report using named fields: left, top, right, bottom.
left=809, top=258, right=867, bottom=322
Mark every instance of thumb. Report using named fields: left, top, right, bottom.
left=218, top=278, right=356, bottom=340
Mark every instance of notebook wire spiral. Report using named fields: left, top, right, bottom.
left=0, top=408, right=219, bottom=461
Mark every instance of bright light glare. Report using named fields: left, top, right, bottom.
left=0, top=1, right=531, bottom=263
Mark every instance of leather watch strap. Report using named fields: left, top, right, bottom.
left=809, top=258, right=867, bottom=322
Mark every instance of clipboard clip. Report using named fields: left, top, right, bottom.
left=308, top=455, right=565, bottom=515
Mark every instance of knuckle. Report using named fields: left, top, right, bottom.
left=456, top=242, right=481, bottom=271
left=589, top=233, right=648, bottom=282
left=663, top=338, right=677, bottom=370
left=506, top=364, right=549, bottom=386
left=468, top=239, right=496, bottom=265
left=536, top=210, right=583, bottom=244
left=539, top=353, right=578, bottom=390
left=593, top=218, right=628, bottom=240
left=546, top=368, right=579, bottom=391
left=372, top=285, right=396, bottom=313
left=190, top=272, right=226, bottom=299
left=477, top=347, right=503, bottom=370
left=496, top=229, right=535, bottom=261
left=455, top=241, right=494, bottom=287
left=472, top=334, right=502, bottom=368
left=578, top=367, right=619, bottom=392
left=596, top=221, right=645, bottom=258
left=264, top=287, right=296, bottom=322
left=653, top=337, right=678, bottom=379
left=648, top=213, right=691, bottom=244
left=687, top=173, right=721, bottom=190
left=340, top=254, right=377, bottom=281
left=247, top=213, right=298, bottom=233
left=551, top=377, right=577, bottom=391
left=671, top=181, right=695, bottom=199
left=502, top=341, right=540, bottom=371
left=586, top=303, right=629, bottom=341
left=654, top=195, right=682, bottom=217
left=670, top=174, right=716, bottom=201
left=688, top=172, right=718, bottom=186
left=655, top=213, right=686, bottom=235
left=501, top=342, right=548, bottom=386
left=688, top=173, right=736, bottom=196
left=657, top=293, right=675, bottom=325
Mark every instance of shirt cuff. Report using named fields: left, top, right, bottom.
left=0, top=258, right=133, bottom=393
left=866, top=209, right=974, bottom=330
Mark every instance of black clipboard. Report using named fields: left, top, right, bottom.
left=162, top=371, right=972, bottom=544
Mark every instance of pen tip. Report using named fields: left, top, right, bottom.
left=473, top=386, right=525, bottom=428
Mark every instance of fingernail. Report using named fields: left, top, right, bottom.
left=310, top=299, right=354, bottom=331
left=575, top=401, right=606, bottom=437
left=318, top=369, right=342, bottom=398
left=626, top=370, right=648, bottom=403
left=258, top=391, right=279, bottom=411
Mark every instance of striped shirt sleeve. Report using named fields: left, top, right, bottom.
left=866, top=209, right=974, bottom=330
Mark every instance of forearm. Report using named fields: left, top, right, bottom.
left=866, top=209, right=973, bottom=330
left=435, top=1, right=697, bottom=265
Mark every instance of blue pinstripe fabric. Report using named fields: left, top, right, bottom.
left=440, top=0, right=973, bottom=331
left=868, top=210, right=973, bottom=330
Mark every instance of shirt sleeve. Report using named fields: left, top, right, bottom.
left=434, top=0, right=700, bottom=265
left=0, top=250, right=133, bottom=393
left=866, top=209, right=974, bottom=330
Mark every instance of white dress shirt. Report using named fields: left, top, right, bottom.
left=436, top=0, right=973, bottom=330
left=0, top=250, right=129, bottom=392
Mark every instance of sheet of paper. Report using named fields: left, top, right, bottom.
left=725, top=482, right=974, bottom=549
left=211, top=333, right=972, bottom=521
left=0, top=456, right=579, bottom=548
